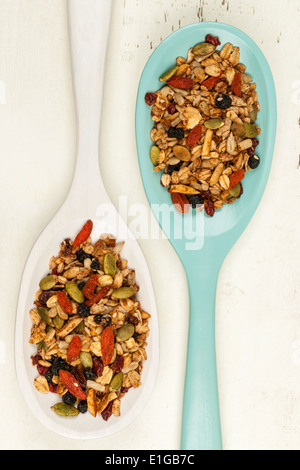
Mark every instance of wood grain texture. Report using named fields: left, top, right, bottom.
left=0, top=0, right=300, bottom=450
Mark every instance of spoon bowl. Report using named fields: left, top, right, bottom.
left=136, top=22, right=277, bottom=450
left=15, top=0, right=159, bottom=439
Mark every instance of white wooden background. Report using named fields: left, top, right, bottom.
left=0, top=0, right=300, bottom=450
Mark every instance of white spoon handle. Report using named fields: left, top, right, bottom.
left=67, top=0, right=112, bottom=206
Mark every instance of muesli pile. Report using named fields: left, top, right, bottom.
left=145, top=34, right=261, bottom=216
left=29, top=220, right=150, bottom=420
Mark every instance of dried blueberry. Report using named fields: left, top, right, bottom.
left=167, top=127, right=185, bottom=139
left=45, top=369, right=54, bottom=383
left=166, top=162, right=182, bottom=175
left=76, top=249, right=93, bottom=264
left=83, top=368, right=97, bottom=381
left=62, top=391, right=77, bottom=406
left=248, top=155, right=260, bottom=169
left=94, top=314, right=112, bottom=327
left=188, top=194, right=204, bottom=209
left=77, top=281, right=86, bottom=291
left=77, top=304, right=90, bottom=318
left=90, top=259, right=100, bottom=271
left=215, top=94, right=232, bottom=110
left=51, top=357, right=72, bottom=376
left=77, top=400, right=88, bottom=414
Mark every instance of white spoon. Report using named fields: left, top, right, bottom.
left=15, top=0, right=159, bottom=439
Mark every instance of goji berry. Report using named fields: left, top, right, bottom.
left=145, top=92, right=157, bottom=106
left=186, top=124, right=202, bottom=148
left=101, top=326, right=115, bottom=366
left=59, top=370, right=86, bottom=400
left=205, top=34, right=221, bottom=46
left=231, top=71, right=242, bottom=97
left=201, top=73, right=223, bottom=90
left=82, top=274, right=99, bottom=300
left=73, top=220, right=93, bottom=249
left=166, top=76, right=194, bottom=89
left=171, top=193, right=190, bottom=214
left=67, top=335, right=82, bottom=362
left=229, top=169, right=245, bottom=190
left=84, top=285, right=111, bottom=307
left=56, top=291, right=72, bottom=314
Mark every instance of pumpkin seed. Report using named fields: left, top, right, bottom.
left=229, top=183, right=241, bottom=197
left=51, top=403, right=79, bottom=417
left=109, top=348, right=117, bottom=365
left=37, top=307, right=52, bottom=326
left=65, top=282, right=85, bottom=304
left=159, top=65, right=179, bottom=82
left=103, top=253, right=117, bottom=277
left=111, top=287, right=137, bottom=300
left=53, top=315, right=64, bottom=329
left=110, top=372, right=123, bottom=391
left=37, top=340, right=48, bottom=352
left=192, top=42, right=216, bottom=57
left=39, top=275, right=56, bottom=291
left=243, top=123, right=258, bottom=138
left=80, top=351, right=93, bottom=369
left=249, top=106, right=257, bottom=123
left=74, top=321, right=85, bottom=334
left=231, top=123, right=246, bottom=138
left=204, top=118, right=224, bottom=130
left=116, top=323, right=135, bottom=341
left=169, top=184, right=200, bottom=195
left=150, top=146, right=160, bottom=165
left=173, top=145, right=191, bottom=162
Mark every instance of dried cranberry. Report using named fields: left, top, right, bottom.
left=92, top=356, right=104, bottom=377
left=205, top=34, right=221, bottom=46
left=145, top=92, right=157, bottom=106
left=101, top=401, right=113, bottom=421
left=127, top=314, right=139, bottom=326
left=120, top=386, right=131, bottom=394
left=252, top=138, right=259, bottom=148
left=167, top=103, right=177, bottom=114
left=31, top=354, right=42, bottom=366
left=111, top=356, right=124, bottom=372
left=48, top=382, right=58, bottom=393
left=73, top=368, right=87, bottom=389
left=38, top=291, right=53, bottom=306
left=204, top=201, right=215, bottom=217
left=37, top=363, right=50, bottom=376
left=247, top=146, right=255, bottom=157
left=201, top=190, right=210, bottom=199
left=61, top=238, right=73, bottom=255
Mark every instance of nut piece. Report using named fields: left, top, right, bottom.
left=202, top=129, right=213, bottom=156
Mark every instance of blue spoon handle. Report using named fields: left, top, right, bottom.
left=180, top=259, right=222, bottom=450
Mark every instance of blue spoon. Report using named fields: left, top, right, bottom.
left=136, top=22, right=277, bottom=450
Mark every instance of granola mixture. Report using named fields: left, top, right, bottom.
left=145, top=34, right=261, bottom=217
left=29, top=220, right=150, bottom=420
